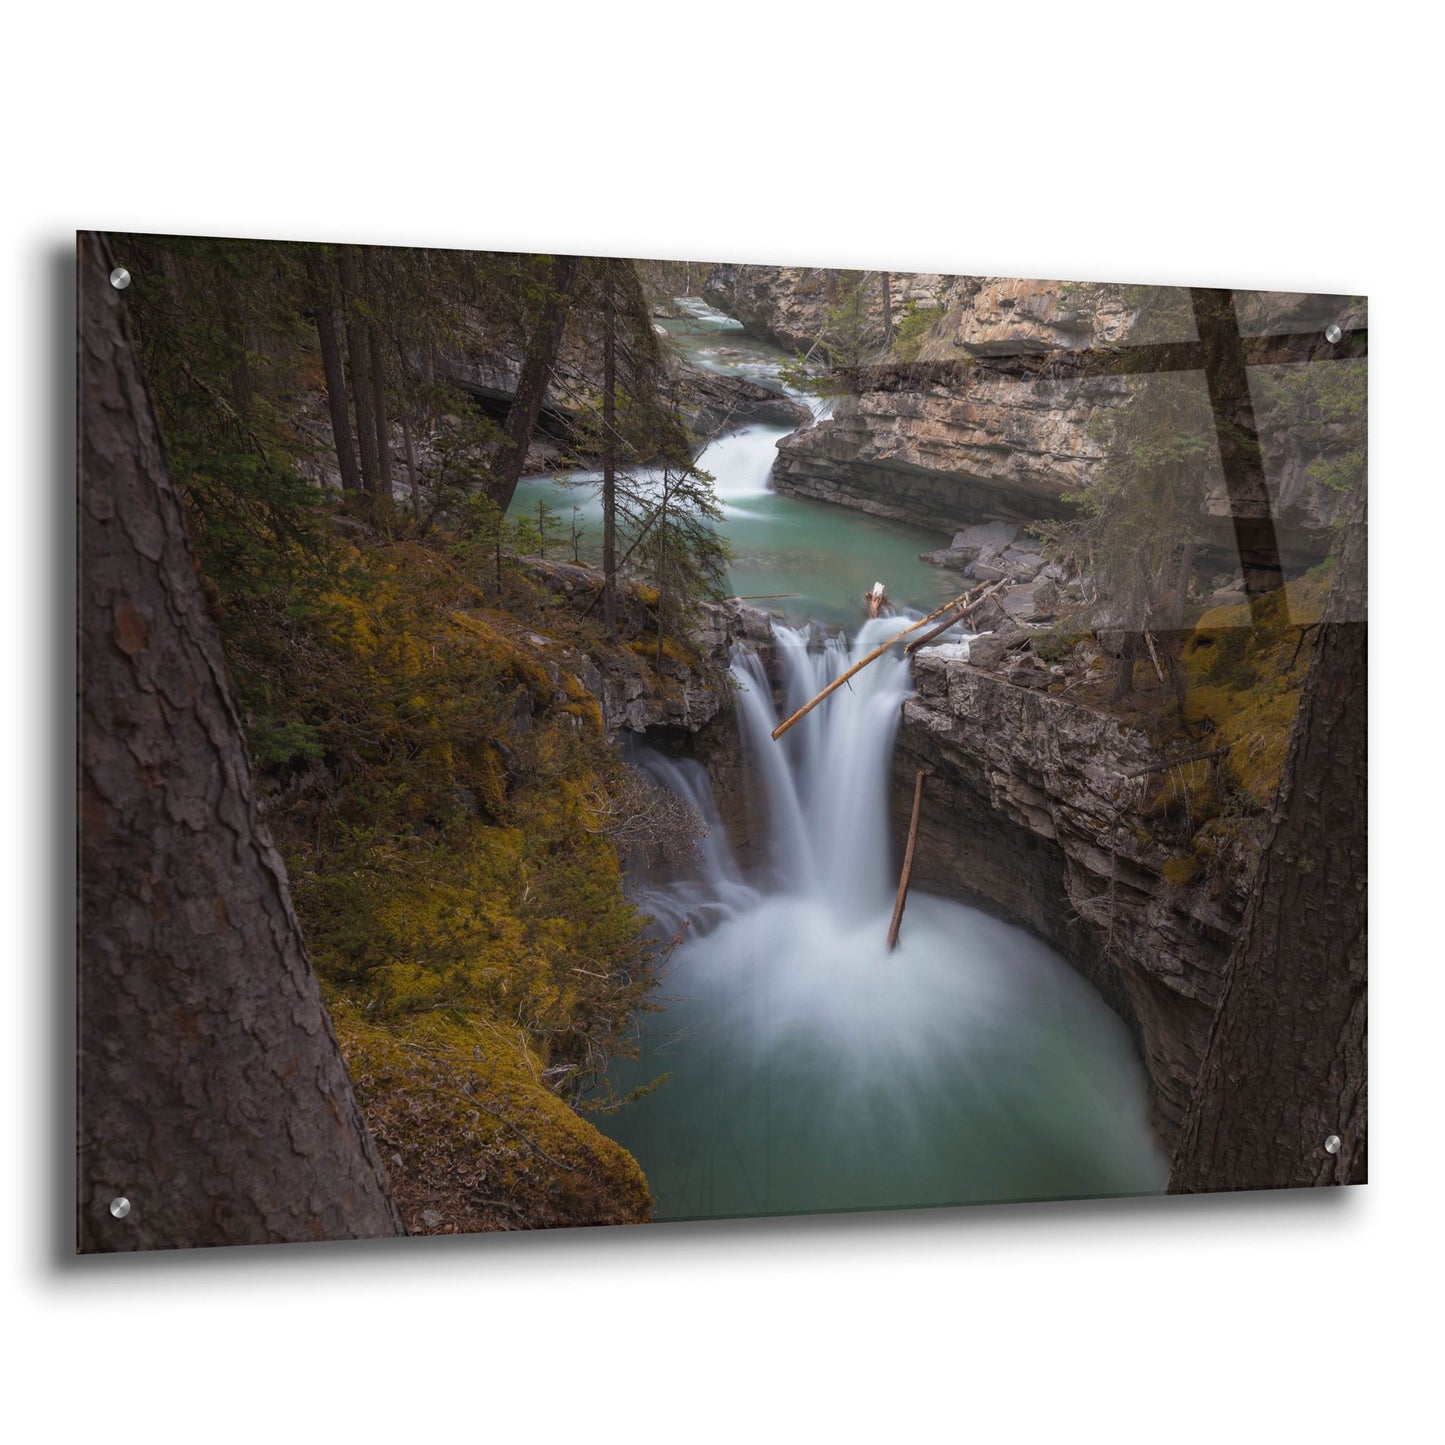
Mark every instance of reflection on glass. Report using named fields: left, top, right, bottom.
left=78, top=240, right=1368, bottom=1253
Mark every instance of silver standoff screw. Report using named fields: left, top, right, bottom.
left=1325, top=323, right=1342, bottom=344
left=109, top=1196, right=132, bottom=1219
left=1324, top=1134, right=1342, bottom=1155
left=109, top=267, right=131, bottom=290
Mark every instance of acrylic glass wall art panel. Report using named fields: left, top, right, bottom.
left=76, top=232, right=1366, bottom=1252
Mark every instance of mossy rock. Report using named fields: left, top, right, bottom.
left=1161, top=854, right=1201, bottom=887
left=333, top=1001, right=652, bottom=1235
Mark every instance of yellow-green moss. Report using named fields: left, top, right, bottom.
left=449, top=610, right=556, bottom=695
left=251, top=532, right=664, bottom=1237
left=1177, top=563, right=1335, bottom=809
left=1162, top=854, right=1201, bottom=887
left=626, top=635, right=695, bottom=668
left=332, top=1001, right=652, bottom=1234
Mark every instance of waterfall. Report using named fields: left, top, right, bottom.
left=731, top=618, right=914, bottom=913
left=605, top=621, right=1170, bottom=1221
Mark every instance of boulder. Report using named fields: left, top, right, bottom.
left=950, top=520, right=1020, bottom=557
left=998, top=549, right=1047, bottom=582
left=919, top=546, right=972, bottom=571
left=999, top=578, right=1059, bottom=622
left=966, top=623, right=1030, bottom=671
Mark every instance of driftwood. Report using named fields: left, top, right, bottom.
left=769, top=589, right=974, bottom=741
left=888, top=771, right=926, bottom=950
left=902, top=581, right=1007, bottom=655
left=728, top=593, right=802, bottom=600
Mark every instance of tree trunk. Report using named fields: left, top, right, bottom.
left=399, top=410, right=422, bottom=518
left=77, top=232, right=403, bottom=1252
left=1170, top=499, right=1367, bottom=1192
left=362, top=249, right=393, bottom=511
left=654, top=493, right=668, bottom=672
left=1112, top=632, right=1139, bottom=701
left=601, top=263, right=618, bottom=634
left=490, top=253, right=581, bottom=512
left=1190, top=288, right=1285, bottom=617
left=304, top=251, right=362, bottom=495
left=367, top=321, right=393, bottom=501
left=337, top=246, right=381, bottom=501
left=880, top=270, right=894, bottom=344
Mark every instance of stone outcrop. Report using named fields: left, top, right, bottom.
left=701, top=264, right=952, bottom=353
left=442, top=326, right=806, bottom=476
left=520, top=559, right=777, bottom=738
left=775, top=361, right=1134, bottom=532
left=768, top=275, right=1361, bottom=560
left=767, top=276, right=1141, bottom=532
left=678, top=368, right=813, bottom=437
left=894, top=645, right=1265, bottom=1146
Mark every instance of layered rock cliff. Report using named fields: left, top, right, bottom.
left=702, top=264, right=952, bottom=353
left=892, top=646, right=1261, bottom=1146
left=711, top=267, right=1364, bottom=563
left=665, top=602, right=1259, bottom=1147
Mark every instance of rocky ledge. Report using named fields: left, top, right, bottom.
left=771, top=278, right=1362, bottom=561
left=522, top=557, right=776, bottom=737
left=893, top=643, right=1264, bottom=1147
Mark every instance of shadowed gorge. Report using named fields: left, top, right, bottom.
left=77, top=239, right=1365, bottom=1248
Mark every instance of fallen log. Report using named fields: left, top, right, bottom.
left=769, top=589, right=974, bottom=741
left=902, top=581, right=1007, bottom=654
left=888, top=770, right=926, bottom=950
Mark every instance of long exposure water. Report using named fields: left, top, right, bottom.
left=600, top=623, right=1169, bottom=1218
left=516, top=297, right=1168, bottom=1217
left=510, top=297, right=958, bottom=627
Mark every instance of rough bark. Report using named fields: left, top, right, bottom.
left=490, top=253, right=581, bottom=512
left=337, top=246, right=381, bottom=500
left=77, top=232, right=404, bottom=1251
left=1170, top=498, right=1367, bottom=1192
left=304, top=251, right=362, bottom=494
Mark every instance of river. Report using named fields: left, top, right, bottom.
left=511, top=297, right=959, bottom=627
left=512, top=299, right=1168, bottom=1220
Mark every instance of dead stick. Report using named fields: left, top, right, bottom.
left=888, top=770, right=926, bottom=950
left=1143, top=629, right=1166, bottom=684
left=770, top=590, right=972, bottom=741
left=1123, top=746, right=1232, bottom=779
left=728, top=593, right=802, bottom=600
left=903, top=581, right=1007, bottom=654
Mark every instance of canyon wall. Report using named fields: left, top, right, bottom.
left=892, top=647, right=1264, bottom=1145
left=705, top=264, right=1361, bottom=563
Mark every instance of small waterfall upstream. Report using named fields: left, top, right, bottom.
left=601, top=621, right=1169, bottom=1220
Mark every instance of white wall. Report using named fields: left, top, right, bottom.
left=7, top=5, right=1438, bottom=1440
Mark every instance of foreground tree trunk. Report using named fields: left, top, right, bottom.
left=1170, top=499, right=1367, bottom=1192
left=490, top=253, right=581, bottom=512
left=77, top=232, right=403, bottom=1251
